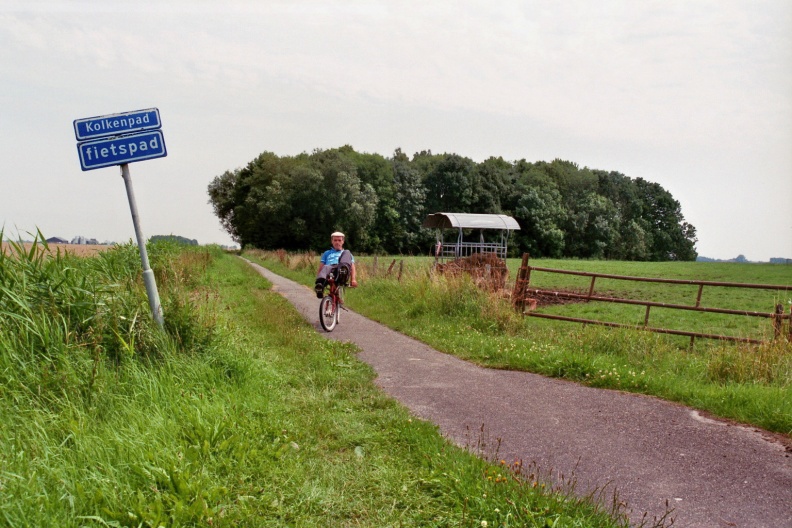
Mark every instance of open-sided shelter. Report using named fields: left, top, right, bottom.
left=422, top=212, right=521, bottom=263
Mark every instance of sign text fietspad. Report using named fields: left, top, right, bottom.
left=77, top=130, right=167, bottom=171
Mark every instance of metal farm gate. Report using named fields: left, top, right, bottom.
left=512, top=254, right=792, bottom=346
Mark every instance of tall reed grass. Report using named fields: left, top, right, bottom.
left=0, top=230, right=228, bottom=525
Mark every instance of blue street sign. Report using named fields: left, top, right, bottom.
left=73, top=108, right=161, bottom=141
left=77, top=130, right=167, bottom=171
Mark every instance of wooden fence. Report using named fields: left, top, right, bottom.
left=369, top=256, right=404, bottom=281
left=512, top=254, right=792, bottom=346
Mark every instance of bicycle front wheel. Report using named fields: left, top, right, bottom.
left=319, top=295, right=337, bottom=331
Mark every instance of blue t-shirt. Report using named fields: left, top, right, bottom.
left=321, top=249, right=354, bottom=266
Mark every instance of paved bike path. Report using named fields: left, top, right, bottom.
left=246, top=261, right=792, bottom=528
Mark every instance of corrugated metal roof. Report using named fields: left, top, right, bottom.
left=422, top=213, right=521, bottom=231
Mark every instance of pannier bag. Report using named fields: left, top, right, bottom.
left=335, top=263, right=350, bottom=285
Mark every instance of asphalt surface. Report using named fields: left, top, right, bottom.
left=246, top=260, right=792, bottom=528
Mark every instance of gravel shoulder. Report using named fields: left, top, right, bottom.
left=247, top=260, right=792, bottom=528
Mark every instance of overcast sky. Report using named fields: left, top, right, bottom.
left=1, top=0, right=790, bottom=260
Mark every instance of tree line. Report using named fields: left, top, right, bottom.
left=150, top=235, right=199, bottom=246
left=207, top=145, right=698, bottom=261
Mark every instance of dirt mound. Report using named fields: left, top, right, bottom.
left=435, top=253, right=509, bottom=290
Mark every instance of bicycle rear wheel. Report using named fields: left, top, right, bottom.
left=319, top=295, right=337, bottom=331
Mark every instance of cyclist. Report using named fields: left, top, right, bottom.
left=315, top=231, right=357, bottom=298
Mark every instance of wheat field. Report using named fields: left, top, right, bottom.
left=0, top=242, right=112, bottom=257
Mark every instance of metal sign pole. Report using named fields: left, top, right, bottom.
left=120, top=163, right=164, bottom=327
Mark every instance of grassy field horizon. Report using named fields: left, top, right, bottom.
left=246, top=249, right=792, bottom=438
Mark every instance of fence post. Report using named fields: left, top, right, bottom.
left=512, top=253, right=530, bottom=310
left=773, top=304, right=783, bottom=339
left=789, top=306, right=792, bottom=341
left=398, top=260, right=403, bottom=282
left=587, top=276, right=597, bottom=302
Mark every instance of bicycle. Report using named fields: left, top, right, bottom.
left=319, top=273, right=345, bottom=332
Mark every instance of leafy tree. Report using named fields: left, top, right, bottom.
left=513, top=186, right=566, bottom=258
left=594, top=170, right=646, bottom=259
left=618, top=220, right=652, bottom=261
left=207, top=151, right=301, bottom=248
left=634, top=178, right=698, bottom=260
left=343, top=147, right=397, bottom=253
left=329, top=169, right=379, bottom=250
left=471, top=157, right=513, bottom=213
left=562, top=193, right=620, bottom=259
left=283, top=163, right=325, bottom=249
left=389, top=149, right=430, bottom=254
left=546, top=159, right=597, bottom=202
left=424, top=154, right=476, bottom=213
left=207, top=169, right=240, bottom=242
